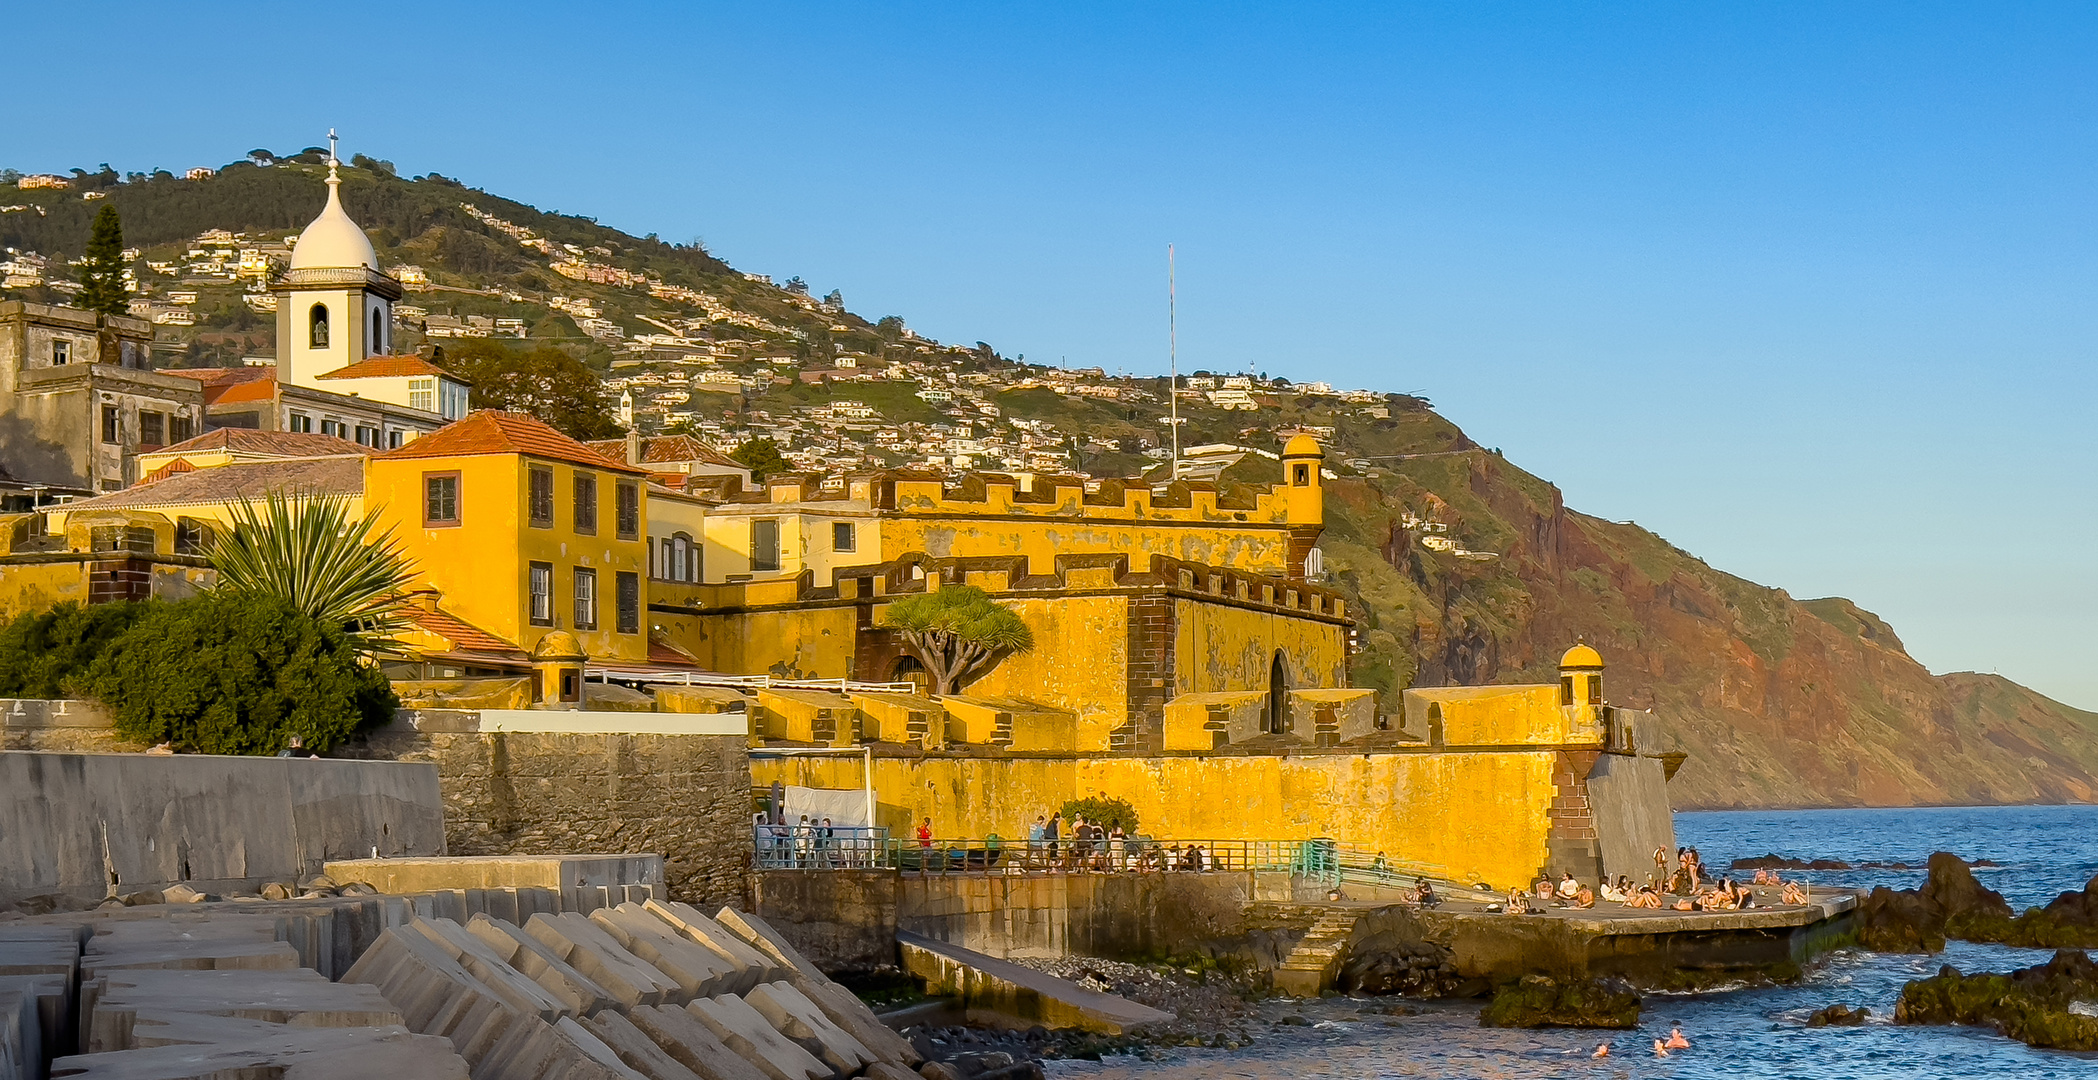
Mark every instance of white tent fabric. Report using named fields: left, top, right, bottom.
left=784, top=785, right=869, bottom=828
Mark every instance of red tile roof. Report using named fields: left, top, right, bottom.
left=405, top=607, right=524, bottom=657
left=210, top=377, right=279, bottom=405
left=376, top=410, right=649, bottom=473
left=316, top=356, right=461, bottom=381
left=61, top=457, right=364, bottom=511
left=138, top=459, right=198, bottom=485
left=154, top=428, right=374, bottom=458
left=582, top=434, right=743, bottom=470
left=159, top=366, right=274, bottom=388
left=648, top=639, right=702, bottom=668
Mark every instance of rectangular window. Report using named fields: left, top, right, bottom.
left=138, top=411, right=164, bottom=447
left=615, top=481, right=640, bottom=539
left=387, top=429, right=405, bottom=449
left=51, top=340, right=70, bottom=365
left=528, top=467, right=555, bottom=527
left=1559, top=675, right=1575, bottom=707
left=423, top=472, right=460, bottom=527
left=319, top=418, right=343, bottom=438
left=750, top=518, right=781, bottom=572
left=573, top=567, right=598, bottom=630
left=170, top=415, right=194, bottom=444
left=528, top=562, right=554, bottom=626
left=354, top=424, right=378, bottom=446
left=832, top=521, right=855, bottom=552
left=408, top=377, right=435, bottom=413
left=616, top=571, right=639, bottom=634
left=288, top=411, right=313, bottom=433
left=100, top=406, right=120, bottom=444
left=573, top=471, right=598, bottom=534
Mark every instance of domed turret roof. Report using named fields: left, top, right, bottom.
left=289, top=165, right=378, bottom=271
left=1283, top=433, right=1323, bottom=458
left=1560, top=641, right=1604, bottom=669
left=531, top=630, right=587, bottom=661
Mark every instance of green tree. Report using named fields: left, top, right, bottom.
left=731, top=438, right=789, bottom=482
left=76, top=204, right=129, bottom=317
left=1059, top=796, right=1139, bottom=835
left=879, top=585, right=1035, bottom=696
left=210, top=491, right=417, bottom=657
left=437, top=340, right=620, bottom=439
left=0, top=601, right=148, bottom=697
left=81, top=593, right=397, bottom=754
left=874, top=315, right=906, bottom=341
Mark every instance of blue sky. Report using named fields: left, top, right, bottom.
left=10, top=3, right=2096, bottom=707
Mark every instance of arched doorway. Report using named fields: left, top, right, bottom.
left=1267, top=650, right=1290, bottom=735
left=890, top=655, right=931, bottom=697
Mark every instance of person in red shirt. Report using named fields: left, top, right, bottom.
left=916, top=818, right=933, bottom=848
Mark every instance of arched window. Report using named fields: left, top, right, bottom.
left=309, top=303, right=329, bottom=348
left=671, top=533, right=696, bottom=582
left=370, top=307, right=383, bottom=353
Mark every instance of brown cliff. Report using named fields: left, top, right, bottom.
left=1315, top=442, right=2098, bottom=810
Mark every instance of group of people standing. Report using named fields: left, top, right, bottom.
left=754, top=813, right=870, bottom=868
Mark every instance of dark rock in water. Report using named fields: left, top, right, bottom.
left=1858, top=851, right=2020, bottom=952
left=1896, top=949, right=2098, bottom=1051
left=1478, top=975, right=1640, bottom=1029
left=2042, top=875, right=2098, bottom=927
left=1857, top=885, right=1948, bottom=953
left=1806, top=1003, right=1871, bottom=1027
left=1730, top=854, right=1851, bottom=871
left=1338, top=907, right=1475, bottom=997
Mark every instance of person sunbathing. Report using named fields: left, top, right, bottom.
left=1782, top=880, right=1809, bottom=905
left=1556, top=872, right=1581, bottom=899
left=1600, top=879, right=1627, bottom=903
left=1753, top=867, right=1772, bottom=886
left=1628, top=887, right=1664, bottom=909
left=1534, top=878, right=1556, bottom=902
left=1572, top=885, right=1597, bottom=909
left=1507, top=889, right=1531, bottom=914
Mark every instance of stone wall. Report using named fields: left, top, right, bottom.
left=0, top=750, right=445, bottom=906
left=0, top=698, right=137, bottom=753
left=349, top=711, right=752, bottom=908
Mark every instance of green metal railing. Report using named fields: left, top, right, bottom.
left=753, top=830, right=1446, bottom=885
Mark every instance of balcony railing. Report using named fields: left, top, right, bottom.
left=751, top=828, right=1446, bottom=885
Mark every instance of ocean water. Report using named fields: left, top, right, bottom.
left=1051, top=805, right=2098, bottom=1080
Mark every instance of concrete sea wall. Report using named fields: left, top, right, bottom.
left=348, top=710, right=753, bottom=908
left=0, top=750, right=445, bottom=906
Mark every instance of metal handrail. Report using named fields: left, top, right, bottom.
left=591, top=667, right=917, bottom=694
left=752, top=831, right=1447, bottom=882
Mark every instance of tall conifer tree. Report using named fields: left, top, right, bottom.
left=76, top=204, right=129, bottom=318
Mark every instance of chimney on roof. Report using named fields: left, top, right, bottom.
left=626, top=429, right=642, bottom=466
left=405, top=588, right=441, bottom=612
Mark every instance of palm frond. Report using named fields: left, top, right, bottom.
left=210, top=490, right=419, bottom=657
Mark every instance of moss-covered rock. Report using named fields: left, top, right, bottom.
left=1806, top=1003, right=1870, bottom=1027
left=1478, top=975, right=1640, bottom=1029
left=1895, top=950, right=2098, bottom=1051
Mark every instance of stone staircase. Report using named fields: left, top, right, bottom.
left=1272, top=907, right=1365, bottom=997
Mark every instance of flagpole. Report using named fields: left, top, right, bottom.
left=1168, top=243, right=1179, bottom=480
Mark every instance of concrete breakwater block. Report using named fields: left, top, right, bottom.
left=398, top=918, right=573, bottom=1021
left=525, top=913, right=682, bottom=1008
left=644, top=902, right=784, bottom=986
left=554, top=1015, right=651, bottom=1080
left=591, top=906, right=746, bottom=999
left=80, top=917, right=298, bottom=976
left=83, top=967, right=400, bottom=1052
left=1, top=988, right=39, bottom=1080
left=897, top=931, right=1174, bottom=1036
left=583, top=1008, right=703, bottom=1080
left=699, top=908, right=917, bottom=1068
left=46, top=1023, right=468, bottom=1080
left=625, top=1003, right=770, bottom=1080
left=711, top=910, right=825, bottom=982
left=683, top=995, right=830, bottom=1080
left=464, top=914, right=619, bottom=1016
left=744, top=981, right=875, bottom=1075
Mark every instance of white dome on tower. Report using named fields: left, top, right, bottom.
left=289, top=162, right=378, bottom=271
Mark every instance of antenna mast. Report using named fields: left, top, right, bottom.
left=1168, top=243, right=1179, bottom=480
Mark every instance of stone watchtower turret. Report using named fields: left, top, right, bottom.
left=1281, top=433, right=1325, bottom=579
left=1559, top=640, right=1605, bottom=743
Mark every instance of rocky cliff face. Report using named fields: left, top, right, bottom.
left=1314, top=436, right=2098, bottom=810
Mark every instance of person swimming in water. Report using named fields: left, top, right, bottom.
left=1666, top=1025, right=1691, bottom=1049
left=1652, top=1039, right=1670, bottom=1057
left=1592, top=1041, right=1610, bottom=1058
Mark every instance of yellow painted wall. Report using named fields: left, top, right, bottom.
left=366, top=453, right=649, bottom=663
left=678, top=603, right=858, bottom=678
left=751, top=750, right=1564, bottom=890
left=1173, top=598, right=1346, bottom=698
left=1408, top=685, right=1597, bottom=747
left=952, top=594, right=1130, bottom=747
left=0, top=562, right=91, bottom=621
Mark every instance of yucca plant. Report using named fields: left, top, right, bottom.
left=210, top=491, right=418, bottom=657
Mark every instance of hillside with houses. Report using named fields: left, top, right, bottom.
left=6, top=153, right=2098, bottom=811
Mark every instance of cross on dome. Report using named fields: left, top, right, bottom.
left=289, top=126, right=378, bottom=271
